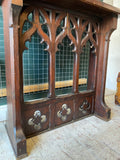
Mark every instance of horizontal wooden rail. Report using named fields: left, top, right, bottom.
left=0, top=78, right=87, bottom=97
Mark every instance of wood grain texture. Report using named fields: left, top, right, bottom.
left=2, top=0, right=119, bottom=158
left=2, top=0, right=27, bottom=158
left=23, top=0, right=120, bottom=17
left=95, top=15, right=118, bottom=121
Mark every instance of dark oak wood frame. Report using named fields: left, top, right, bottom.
left=1, top=0, right=120, bottom=158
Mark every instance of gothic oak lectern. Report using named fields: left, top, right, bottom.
left=1, top=0, right=120, bottom=158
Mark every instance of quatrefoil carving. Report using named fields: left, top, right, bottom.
left=79, top=100, right=91, bottom=114
left=57, top=104, right=71, bottom=121
left=28, top=110, right=47, bottom=131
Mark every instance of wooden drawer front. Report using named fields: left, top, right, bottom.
left=55, top=99, right=74, bottom=126
left=75, top=96, right=94, bottom=119
left=24, top=105, right=49, bottom=136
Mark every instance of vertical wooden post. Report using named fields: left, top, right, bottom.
left=48, top=53, right=55, bottom=98
left=95, top=14, right=118, bottom=121
left=72, top=18, right=82, bottom=94
left=87, top=51, right=97, bottom=90
left=2, top=0, right=27, bottom=158
left=48, top=11, right=56, bottom=98
left=73, top=53, right=80, bottom=93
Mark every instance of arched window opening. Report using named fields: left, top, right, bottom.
left=55, top=36, right=74, bottom=96
left=79, top=41, right=96, bottom=92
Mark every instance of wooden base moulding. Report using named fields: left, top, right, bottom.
left=1, top=0, right=120, bottom=158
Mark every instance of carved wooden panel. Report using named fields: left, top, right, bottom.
left=24, top=104, right=49, bottom=136
left=54, top=99, right=74, bottom=126
left=75, top=95, right=94, bottom=119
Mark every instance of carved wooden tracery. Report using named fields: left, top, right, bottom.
left=20, top=7, right=99, bottom=54
left=20, top=7, right=99, bottom=96
left=2, top=0, right=119, bottom=158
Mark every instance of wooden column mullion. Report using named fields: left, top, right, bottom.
left=73, top=53, right=80, bottom=94
left=72, top=18, right=82, bottom=94
left=87, top=51, right=96, bottom=90
left=48, top=11, right=56, bottom=98
left=48, top=53, right=55, bottom=98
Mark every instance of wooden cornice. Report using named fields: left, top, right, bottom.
left=1, top=0, right=120, bottom=17
left=78, top=0, right=120, bottom=14
left=23, top=0, right=120, bottom=18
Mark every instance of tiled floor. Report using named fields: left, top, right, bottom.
left=0, top=90, right=120, bottom=160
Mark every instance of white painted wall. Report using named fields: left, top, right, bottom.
left=104, top=0, right=113, bottom=5
left=103, top=0, right=120, bottom=90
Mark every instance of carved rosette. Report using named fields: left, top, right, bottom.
left=57, top=104, right=71, bottom=121
left=79, top=100, right=90, bottom=114
left=28, top=110, right=47, bottom=131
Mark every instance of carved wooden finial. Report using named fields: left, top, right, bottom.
left=115, top=72, right=120, bottom=105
